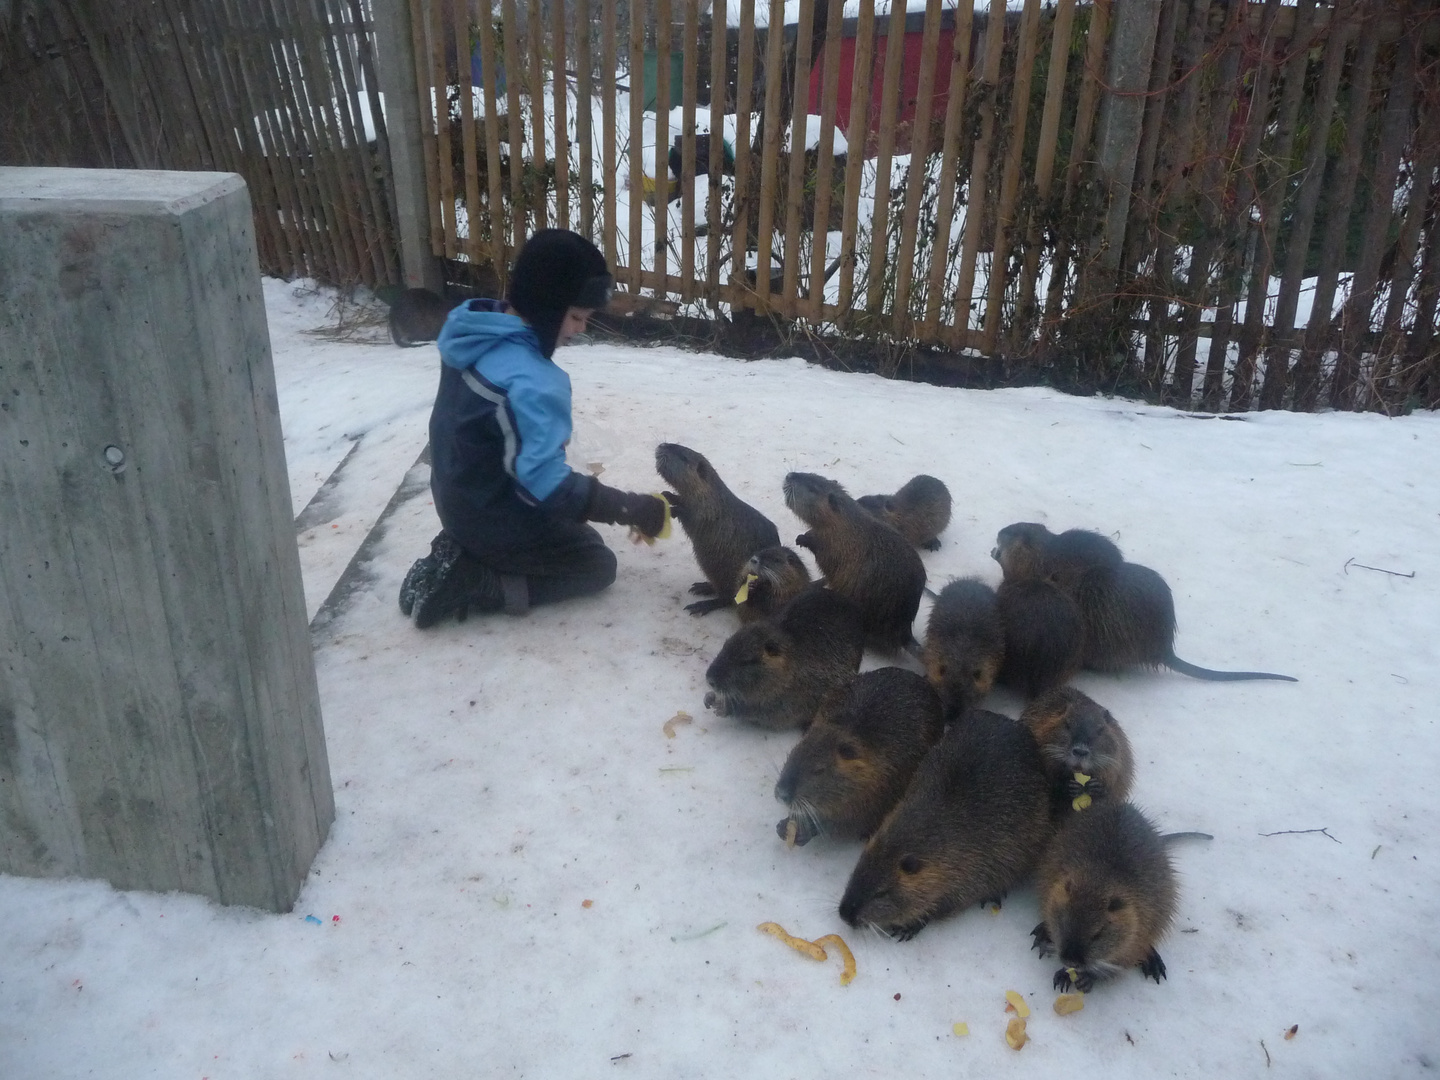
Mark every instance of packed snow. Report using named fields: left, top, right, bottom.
left=1, top=279, right=1437, bottom=1078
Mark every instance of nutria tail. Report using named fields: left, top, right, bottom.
left=1163, top=653, right=1297, bottom=682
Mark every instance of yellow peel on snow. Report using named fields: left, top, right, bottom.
left=952, top=1022, right=969, bottom=1037
left=812, top=934, right=857, bottom=986
left=757, top=922, right=826, bottom=962
left=1005, top=1017, right=1028, bottom=1049
left=1054, top=994, right=1085, bottom=1015
left=662, top=711, right=693, bottom=739
left=1004, top=991, right=1030, bottom=1018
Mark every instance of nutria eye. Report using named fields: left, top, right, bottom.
left=971, top=669, right=983, bottom=683
left=899, top=854, right=923, bottom=875
left=1107, top=896, right=1125, bottom=912
left=837, top=742, right=860, bottom=761
left=934, top=663, right=947, bottom=679
left=763, top=640, right=782, bottom=658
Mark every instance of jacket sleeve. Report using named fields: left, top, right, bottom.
left=502, top=360, right=594, bottom=520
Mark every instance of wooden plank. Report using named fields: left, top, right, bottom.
left=348, top=0, right=404, bottom=284
left=425, top=0, right=458, bottom=258
left=1011, top=0, right=1076, bottom=348
left=1376, top=99, right=1440, bottom=394
left=680, top=0, right=699, bottom=301
left=502, top=0, right=526, bottom=250
left=526, top=0, right=547, bottom=228
left=454, top=0, right=483, bottom=262
left=781, top=0, right=815, bottom=320
left=602, top=0, right=618, bottom=268
left=476, top=0, right=509, bottom=283
left=552, top=0, right=570, bottom=229
left=862, top=0, right=911, bottom=315
left=890, top=0, right=945, bottom=336
left=731, top=0, right=757, bottom=293
left=1401, top=173, right=1440, bottom=407
left=576, top=0, right=594, bottom=241
left=980, top=0, right=1043, bottom=353
left=656, top=0, right=672, bottom=292
left=707, top=0, right=728, bottom=306
left=807, top=0, right=846, bottom=323
left=754, top=0, right=787, bottom=314
left=920, top=0, right=976, bottom=336
left=629, top=0, right=645, bottom=290
left=835, top=0, right=875, bottom=318
left=950, top=0, right=1008, bottom=348
left=1120, top=0, right=1182, bottom=281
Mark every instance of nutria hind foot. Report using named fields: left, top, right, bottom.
left=1140, top=948, right=1168, bottom=983
left=923, top=538, right=941, bottom=551
left=1031, top=922, right=1053, bottom=954
left=685, top=597, right=732, bottom=616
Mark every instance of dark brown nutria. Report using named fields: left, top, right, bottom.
left=856, top=475, right=953, bottom=551
left=1031, top=801, right=1177, bottom=991
left=995, top=523, right=1296, bottom=682
left=921, top=578, right=1005, bottom=720
left=655, top=443, right=781, bottom=616
left=388, top=287, right=452, bottom=347
left=703, top=584, right=865, bottom=730
left=837, top=709, right=1053, bottom=940
left=734, top=545, right=812, bottom=624
left=783, top=471, right=926, bottom=652
left=774, top=667, right=944, bottom=846
left=995, top=579, right=1085, bottom=698
left=1019, top=687, right=1134, bottom=820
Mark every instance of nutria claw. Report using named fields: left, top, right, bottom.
left=1031, top=922, right=1054, bottom=954
left=689, top=581, right=717, bottom=596
left=1053, top=967, right=1095, bottom=993
left=661, top=490, right=684, bottom=519
left=1140, top=948, right=1168, bottom=983
left=923, top=538, right=941, bottom=551
left=1067, top=776, right=1107, bottom=799
left=893, top=917, right=930, bottom=942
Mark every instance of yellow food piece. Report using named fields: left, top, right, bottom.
left=1073, top=772, right=1092, bottom=786
left=662, top=711, right=693, bottom=739
left=1005, top=1017, right=1028, bottom=1049
left=757, top=922, right=827, bottom=962
left=784, top=819, right=798, bottom=848
left=813, top=934, right=857, bottom=986
left=1054, top=994, right=1085, bottom=1015
left=1284, top=1024, right=1299, bottom=1041
left=629, top=494, right=673, bottom=546
left=1004, top=991, right=1031, bottom=1019
left=1067, top=967, right=1080, bottom=985
left=952, top=1022, right=969, bottom=1037
left=1072, top=792, right=1093, bottom=811
left=734, top=573, right=758, bottom=605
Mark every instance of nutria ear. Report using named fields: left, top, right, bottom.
left=899, top=854, right=923, bottom=875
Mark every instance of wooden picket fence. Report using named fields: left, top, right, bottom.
left=410, top=0, right=1440, bottom=412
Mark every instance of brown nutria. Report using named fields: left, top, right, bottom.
left=655, top=443, right=781, bottom=616
left=837, top=709, right=1053, bottom=940
left=703, top=584, right=865, bottom=730
left=774, top=667, right=944, bottom=845
left=783, top=471, right=926, bottom=652
left=1031, top=801, right=1177, bottom=991
left=995, top=523, right=1296, bottom=682
left=1019, top=687, right=1134, bottom=820
left=994, top=579, right=1085, bottom=698
left=734, top=545, right=812, bottom=624
left=856, top=475, right=953, bottom=551
left=921, top=578, right=1005, bottom=720
left=388, top=287, right=452, bottom=346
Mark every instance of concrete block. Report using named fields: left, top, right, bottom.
left=0, top=167, right=334, bottom=912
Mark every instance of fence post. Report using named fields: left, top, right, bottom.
left=0, top=167, right=334, bottom=912
left=373, top=0, right=445, bottom=292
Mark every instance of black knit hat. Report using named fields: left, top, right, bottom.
left=506, top=229, right=613, bottom=358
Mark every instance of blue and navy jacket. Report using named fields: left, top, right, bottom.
left=428, top=299, right=596, bottom=559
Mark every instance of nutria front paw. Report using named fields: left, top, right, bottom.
left=1067, top=775, right=1106, bottom=799
left=922, top=538, right=941, bottom=551
left=1030, top=922, right=1053, bottom=954
left=775, top=817, right=815, bottom=846
left=795, top=531, right=814, bottom=550
left=703, top=690, right=732, bottom=716
left=893, top=917, right=930, bottom=942
left=1139, top=948, right=1167, bottom=984
left=689, top=580, right=717, bottom=596
left=685, top=597, right=732, bottom=616
left=662, top=491, right=684, bottom=520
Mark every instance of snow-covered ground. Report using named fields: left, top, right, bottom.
left=2, top=280, right=1438, bottom=1078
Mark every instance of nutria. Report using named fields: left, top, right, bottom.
left=656, top=443, right=781, bottom=616
left=837, top=709, right=1053, bottom=940
left=1031, top=801, right=1177, bottom=992
left=734, top=545, right=812, bottom=624
left=703, top=584, right=865, bottom=730
left=921, top=578, right=1005, bottom=720
left=995, top=522, right=1296, bottom=682
left=856, top=475, right=953, bottom=551
left=388, top=286, right=452, bottom=346
left=995, top=579, right=1085, bottom=698
left=1019, top=687, right=1134, bottom=820
left=774, top=667, right=944, bottom=846
left=783, top=472, right=926, bottom=652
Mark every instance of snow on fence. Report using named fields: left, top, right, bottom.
left=409, top=0, right=1440, bottom=412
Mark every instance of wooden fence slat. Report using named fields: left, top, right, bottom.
left=836, top=0, right=876, bottom=319
left=602, top=0, right=618, bottom=268
left=1255, top=0, right=1355, bottom=409
left=863, top=0, right=912, bottom=315
left=707, top=0, right=727, bottom=306
left=1376, top=99, right=1440, bottom=395
left=890, top=0, right=946, bottom=336
left=552, top=0, right=569, bottom=230
left=453, top=0, right=483, bottom=263
left=1228, top=0, right=1317, bottom=410
left=951, top=0, right=1008, bottom=348
left=754, top=0, right=787, bottom=314
left=1121, top=0, right=1183, bottom=283
left=731, top=0, right=758, bottom=291
left=502, top=0, right=526, bottom=251
left=576, top=0, right=594, bottom=242
left=656, top=0, right=672, bottom=292
left=425, top=0, right=458, bottom=258
left=349, top=0, right=403, bottom=283
left=920, top=0, right=975, bottom=336
left=981, top=0, right=1043, bottom=353
left=807, top=0, right=846, bottom=323
left=629, top=0, right=645, bottom=291
left=1292, top=26, right=1379, bottom=411
left=1401, top=171, right=1440, bottom=406
left=680, top=0, right=698, bottom=302
left=476, top=0, right=508, bottom=283
left=526, top=0, right=547, bottom=229
left=781, top=0, right=815, bottom=320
